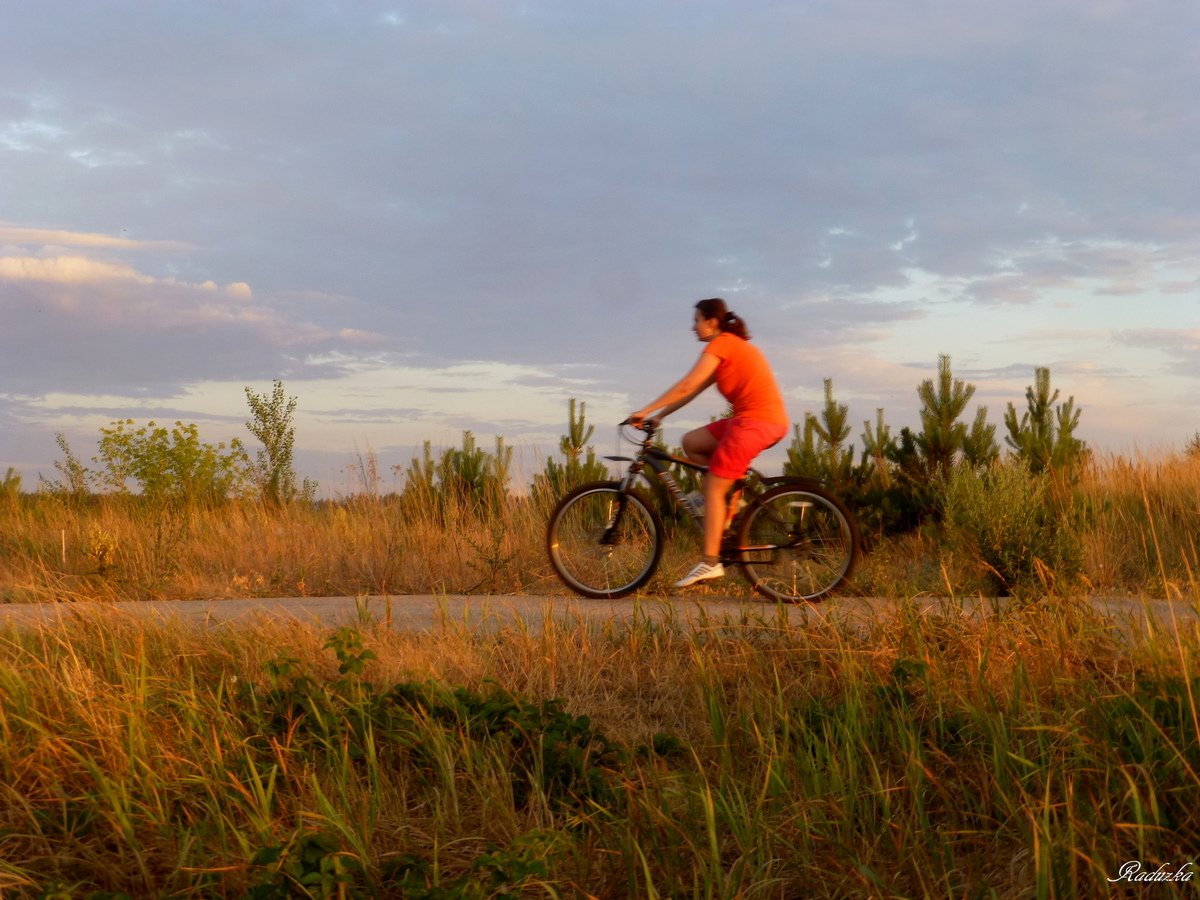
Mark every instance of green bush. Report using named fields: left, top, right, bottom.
left=942, top=461, right=1081, bottom=595
left=95, top=419, right=249, bottom=504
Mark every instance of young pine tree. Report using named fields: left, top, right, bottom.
left=962, top=407, right=1000, bottom=469
left=1, top=467, right=21, bottom=502
left=1004, top=367, right=1087, bottom=473
left=860, top=408, right=895, bottom=487
left=915, top=354, right=974, bottom=477
left=784, top=379, right=855, bottom=485
left=533, top=399, right=609, bottom=499
left=437, top=431, right=488, bottom=504
left=485, top=435, right=514, bottom=510
left=399, top=441, right=438, bottom=513
left=560, top=397, right=594, bottom=463
left=880, top=357, right=997, bottom=532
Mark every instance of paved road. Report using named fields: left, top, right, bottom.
left=0, top=593, right=1195, bottom=636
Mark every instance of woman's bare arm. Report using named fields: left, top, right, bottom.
left=630, top=352, right=719, bottom=423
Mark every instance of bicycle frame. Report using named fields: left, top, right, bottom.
left=603, top=424, right=786, bottom=523
left=613, top=454, right=701, bottom=523
left=602, top=424, right=830, bottom=557
left=602, top=426, right=715, bottom=528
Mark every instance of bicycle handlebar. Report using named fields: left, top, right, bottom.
left=618, top=418, right=658, bottom=444
left=619, top=417, right=659, bottom=430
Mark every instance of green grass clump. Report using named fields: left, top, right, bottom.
left=0, top=598, right=1196, bottom=897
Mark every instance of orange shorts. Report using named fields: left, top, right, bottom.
left=705, top=417, right=788, bottom=480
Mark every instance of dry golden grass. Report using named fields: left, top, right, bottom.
left=1074, top=453, right=1200, bottom=598
left=1, top=452, right=1198, bottom=605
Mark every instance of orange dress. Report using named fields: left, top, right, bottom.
left=703, top=332, right=788, bottom=427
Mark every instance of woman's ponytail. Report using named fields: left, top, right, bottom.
left=695, top=298, right=751, bottom=340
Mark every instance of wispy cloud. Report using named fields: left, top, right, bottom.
left=0, top=223, right=194, bottom=252
left=1119, top=328, right=1200, bottom=376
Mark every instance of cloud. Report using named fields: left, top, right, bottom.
left=1119, top=328, right=1200, bottom=377
left=337, top=327, right=384, bottom=343
left=0, top=223, right=194, bottom=252
left=872, top=237, right=1200, bottom=309
left=0, top=255, right=154, bottom=285
left=0, top=230, right=374, bottom=396
left=1, top=0, right=1199, bottom=481
left=1, top=254, right=267, bottom=329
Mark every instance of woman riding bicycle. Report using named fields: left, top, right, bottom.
left=629, top=298, right=789, bottom=588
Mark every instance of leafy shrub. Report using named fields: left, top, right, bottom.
left=245, top=380, right=317, bottom=504
left=378, top=681, right=623, bottom=810
left=942, top=461, right=1081, bottom=595
left=83, top=525, right=119, bottom=574
left=95, top=419, right=249, bottom=503
left=382, top=831, right=561, bottom=898
left=249, top=830, right=366, bottom=898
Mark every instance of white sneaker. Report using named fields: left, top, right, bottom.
left=673, top=560, right=725, bottom=588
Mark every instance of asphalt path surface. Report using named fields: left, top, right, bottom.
left=0, top=593, right=1195, bottom=637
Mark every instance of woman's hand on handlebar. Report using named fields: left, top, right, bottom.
left=624, top=413, right=661, bottom=431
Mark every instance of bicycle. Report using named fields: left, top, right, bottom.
left=546, top=420, right=860, bottom=602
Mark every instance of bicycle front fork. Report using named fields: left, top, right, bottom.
left=600, top=491, right=633, bottom=546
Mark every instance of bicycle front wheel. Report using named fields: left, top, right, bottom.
left=737, top=482, right=859, bottom=603
left=547, top=481, right=664, bottom=599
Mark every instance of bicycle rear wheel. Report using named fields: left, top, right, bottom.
left=547, top=481, right=664, bottom=599
left=736, top=482, right=859, bottom=602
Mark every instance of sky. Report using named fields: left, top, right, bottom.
left=1, top=0, right=1197, bottom=495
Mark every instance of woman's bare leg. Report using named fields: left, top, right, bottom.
left=681, top=426, right=718, bottom=466
left=681, top=426, right=729, bottom=562
left=703, top=473, right=734, bottom=561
